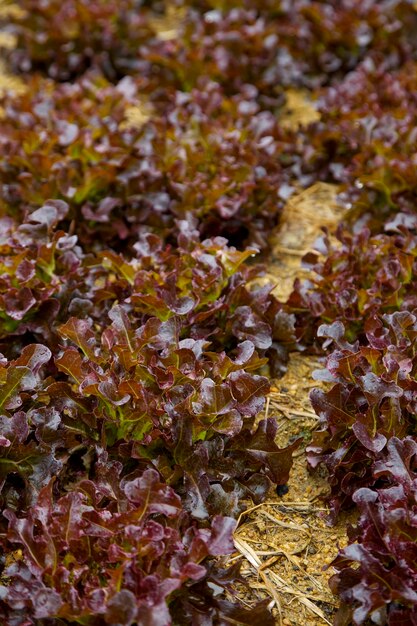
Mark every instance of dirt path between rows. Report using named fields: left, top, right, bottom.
left=228, top=182, right=354, bottom=626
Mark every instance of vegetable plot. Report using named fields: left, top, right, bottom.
left=1, top=1, right=417, bottom=625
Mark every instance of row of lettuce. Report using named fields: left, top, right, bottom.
left=290, top=57, right=417, bottom=626
left=0, top=202, right=298, bottom=624
left=1, top=0, right=417, bottom=624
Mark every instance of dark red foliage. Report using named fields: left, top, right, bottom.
left=0, top=201, right=86, bottom=345
left=288, top=219, right=417, bottom=345
left=0, top=205, right=295, bottom=623
left=7, top=0, right=417, bottom=91
left=286, top=43, right=417, bottom=624
left=306, top=312, right=417, bottom=519
left=5, top=0, right=159, bottom=81
left=301, top=60, right=417, bottom=224
left=6, top=1, right=417, bottom=623
left=0, top=74, right=295, bottom=250
left=294, top=218, right=417, bottom=619
left=0, top=463, right=277, bottom=625
left=186, top=0, right=417, bottom=89
left=330, top=437, right=417, bottom=626
left=0, top=204, right=295, bottom=368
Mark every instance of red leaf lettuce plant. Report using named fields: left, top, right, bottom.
left=301, top=60, right=417, bottom=225
left=4, top=0, right=159, bottom=81
left=0, top=74, right=294, bottom=250
left=330, top=437, right=417, bottom=625
left=1, top=466, right=273, bottom=625
left=0, top=205, right=295, bottom=624
left=289, top=217, right=417, bottom=344
left=7, top=0, right=417, bottom=94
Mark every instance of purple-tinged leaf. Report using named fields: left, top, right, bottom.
left=229, top=371, right=269, bottom=416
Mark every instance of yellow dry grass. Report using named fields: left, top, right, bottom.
left=148, top=5, right=186, bottom=41
left=0, top=1, right=25, bottom=20
left=262, top=182, right=342, bottom=302
left=119, top=103, right=153, bottom=130
left=0, top=59, right=25, bottom=98
left=281, top=89, right=320, bottom=129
